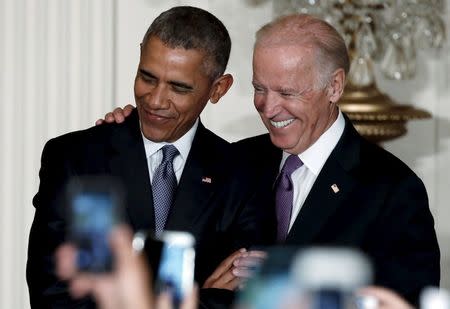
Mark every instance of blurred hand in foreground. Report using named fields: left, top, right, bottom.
left=358, top=286, right=414, bottom=309
left=56, top=225, right=197, bottom=309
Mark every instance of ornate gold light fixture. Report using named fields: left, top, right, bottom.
left=274, top=0, right=446, bottom=143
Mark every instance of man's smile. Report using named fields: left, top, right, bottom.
left=270, top=118, right=295, bottom=128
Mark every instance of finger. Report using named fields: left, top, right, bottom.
left=112, top=107, right=126, bottom=123
left=90, top=278, right=117, bottom=309
left=221, top=276, right=243, bottom=291
left=204, top=274, right=242, bottom=290
left=203, top=267, right=238, bottom=289
left=232, top=267, right=254, bottom=279
left=55, top=244, right=77, bottom=280
left=233, top=256, right=265, bottom=268
left=155, top=291, right=173, bottom=309
left=181, top=284, right=198, bottom=309
left=69, top=273, right=97, bottom=298
left=123, top=104, right=135, bottom=116
left=243, top=250, right=267, bottom=259
left=104, top=112, right=115, bottom=123
left=109, top=225, right=134, bottom=268
left=208, top=248, right=246, bottom=280
left=95, top=119, right=104, bottom=126
left=358, top=286, right=413, bottom=309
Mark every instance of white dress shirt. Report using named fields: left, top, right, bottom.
left=142, top=118, right=199, bottom=184
left=279, top=110, right=345, bottom=232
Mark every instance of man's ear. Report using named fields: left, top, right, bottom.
left=328, top=68, right=345, bottom=104
left=209, top=74, right=234, bottom=104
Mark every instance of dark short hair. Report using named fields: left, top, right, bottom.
left=142, top=6, right=231, bottom=80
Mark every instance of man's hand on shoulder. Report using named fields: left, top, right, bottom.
left=95, top=104, right=135, bottom=125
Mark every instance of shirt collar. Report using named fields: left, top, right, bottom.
left=142, top=118, right=199, bottom=161
left=281, top=109, right=345, bottom=175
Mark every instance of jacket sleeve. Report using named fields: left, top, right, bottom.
left=370, top=173, right=440, bottom=307
left=26, top=138, right=95, bottom=308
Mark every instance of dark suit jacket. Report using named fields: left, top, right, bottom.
left=234, top=115, right=440, bottom=306
left=27, top=109, right=275, bottom=308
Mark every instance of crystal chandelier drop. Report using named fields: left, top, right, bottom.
left=274, top=0, right=447, bottom=142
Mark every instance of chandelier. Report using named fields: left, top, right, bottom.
left=273, top=0, right=446, bottom=142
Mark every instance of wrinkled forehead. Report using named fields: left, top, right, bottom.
left=252, top=44, right=317, bottom=86
left=253, top=43, right=316, bottom=69
left=256, top=26, right=319, bottom=46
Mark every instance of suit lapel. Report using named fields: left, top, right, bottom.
left=286, top=116, right=362, bottom=245
left=108, top=110, right=155, bottom=231
left=165, top=122, right=218, bottom=231
left=264, top=138, right=284, bottom=193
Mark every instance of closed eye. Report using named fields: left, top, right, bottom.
left=278, top=87, right=300, bottom=98
left=170, top=82, right=193, bottom=94
left=138, top=69, right=157, bottom=84
left=252, top=83, right=265, bottom=94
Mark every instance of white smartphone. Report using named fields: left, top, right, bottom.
left=156, top=231, right=195, bottom=305
left=134, top=230, right=195, bottom=306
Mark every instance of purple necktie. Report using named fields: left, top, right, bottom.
left=152, top=144, right=179, bottom=235
left=275, top=154, right=303, bottom=242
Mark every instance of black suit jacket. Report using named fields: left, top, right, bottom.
left=234, top=115, right=440, bottom=306
left=27, top=109, right=275, bottom=308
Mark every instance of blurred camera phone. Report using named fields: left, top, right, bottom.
left=236, top=246, right=300, bottom=309
left=66, top=175, right=124, bottom=272
left=139, top=231, right=195, bottom=305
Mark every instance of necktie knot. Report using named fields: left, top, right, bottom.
left=282, top=154, right=302, bottom=176
left=279, top=155, right=303, bottom=190
left=161, top=144, right=179, bottom=163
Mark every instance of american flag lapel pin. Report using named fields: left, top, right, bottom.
left=331, top=183, right=340, bottom=193
left=202, top=176, right=212, bottom=184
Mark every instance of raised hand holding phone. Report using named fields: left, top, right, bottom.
left=66, top=175, right=125, bottom=272
left=138, top=230, right=196, bottom=308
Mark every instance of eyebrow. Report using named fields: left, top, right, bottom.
left=169, top=80, right=193, bottom=91
left=138, top=68, right=156, bottom=79
left=138, top=68, right=194, bottom=91
left=252, top=81, right=265, bottom=88
left=277, top=87, right=298, bottom=94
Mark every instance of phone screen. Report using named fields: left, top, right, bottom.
left=68, top=176, right=123, bottom=272
left=147, top=231, right=195, bottom=305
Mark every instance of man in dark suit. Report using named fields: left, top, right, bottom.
left=26, top=6, right=274, bottom=308
left=95, top=12, right=440, bottom=307
left=197, top=14, right=440, bottom=306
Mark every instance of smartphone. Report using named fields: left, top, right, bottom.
left=236, top=246, right=300, bottom=309
left=138, top=231, right=195, bottom=305
left=291, top=247, right=373, bottom=309
left=66, top=175, right=124, bottom=272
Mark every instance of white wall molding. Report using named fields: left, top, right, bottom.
left=0, top=0, right=115, bottom=308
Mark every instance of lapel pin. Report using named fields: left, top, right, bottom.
left=202, top=176, right=212, bottom=184
left=331, top=184, right=340, bottom=193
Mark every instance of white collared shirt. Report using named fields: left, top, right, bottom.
left=142, top=118, right=199, bottom=184
left=279, top=110, right=345, bottom=231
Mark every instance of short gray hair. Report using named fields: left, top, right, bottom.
left=255, top=14, right=349, bottom=88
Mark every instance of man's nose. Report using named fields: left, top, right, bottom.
left=257, top=92, right=280, bottom=118
left=146, top=84, right=169, bottom=109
